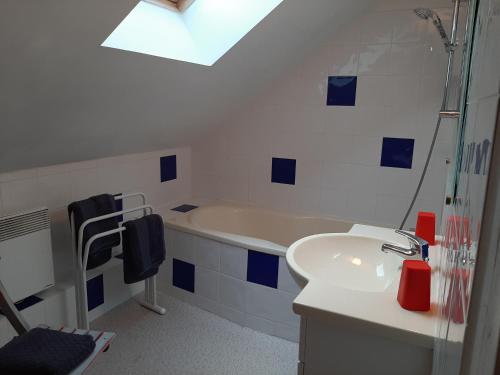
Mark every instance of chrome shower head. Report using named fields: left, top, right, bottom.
left=414, top=8, right=452, bottom=52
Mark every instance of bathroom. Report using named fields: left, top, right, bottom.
left=0, top=0, right=499, bottom=374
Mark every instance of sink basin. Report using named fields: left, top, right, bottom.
left=286, top=234, right=403, bottom=293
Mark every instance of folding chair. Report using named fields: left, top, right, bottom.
left=0, top=276, right=114, bottom=374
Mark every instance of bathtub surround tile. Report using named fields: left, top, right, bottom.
left=245, top=283, right=299, bottom=327
left=195, top=295, right=248, bottom=327
left=380, top=137, right=415, bottom=169
left=326, top=76, right=357, bottom=106
left=87, top=274, right=104, bottom=312
left=278, top=257, right=301, bottom=294
left=195, top=238, right=221, bottom=271
left=271, top=158, right=296, bottom=185
left=171, top=204, right=198, bottom=213
left=164, top=229, right=302, bottom=342
left=170, top=231, right=197, bottom=263
left=172, top=258, right=195, bottom=293
left=195, top=267, right=219, bottom=301
left=218, top=274, right=246, bottom=312
left=220, top=244, right=248, bottom=280
left=247, top=250, right=279, bottom=289
left=160, top=155, right=177, bottom=182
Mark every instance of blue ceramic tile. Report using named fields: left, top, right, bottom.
left=0, top=295, right=43, bottom=315
left=172, top=258, right=195, bottom=293
left=87, top=274, right=104, bottom=311
left=380, top=137, right=415, bottom=169
left=172, top=204, right=198, bottom=213
left=160, top=155, right=177, bottom=182
left=247, top=250, right=279, bottom=288
left=327, top=76, right=357, bottom=106
left=113, top=193, right=123, bottom=222
left=272, top=158, right=296, bottom=185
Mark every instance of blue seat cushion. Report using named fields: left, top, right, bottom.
left=0, top=328, right=96, bottom=375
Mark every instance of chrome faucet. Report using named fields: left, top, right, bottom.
left=381, top=230, right=428, bottom=260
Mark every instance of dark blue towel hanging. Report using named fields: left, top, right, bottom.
left=68, top=194, right=121, bottom=270
left=122, top=214, right=166, bottom=284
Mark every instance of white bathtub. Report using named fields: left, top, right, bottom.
left=165, top=204, right=354, bottom=255
left=160, top=204, right=354, bottom=342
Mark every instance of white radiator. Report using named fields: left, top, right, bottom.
left=0, top=207, right=55, bottom=302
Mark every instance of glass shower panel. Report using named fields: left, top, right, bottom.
left=433, top=0, right=500, bottom=373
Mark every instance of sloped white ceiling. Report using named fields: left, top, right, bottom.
left=0, top=0, right=369, bottom=172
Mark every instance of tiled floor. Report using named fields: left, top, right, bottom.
left=86, top=295, right=298, bottom=375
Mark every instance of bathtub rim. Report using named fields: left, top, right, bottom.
left=164, top=203, right=355, bottom=257
left=165, top=220, right=288, bottom=256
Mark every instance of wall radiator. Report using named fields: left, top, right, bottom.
left=0, top=207, right=55, bottom=303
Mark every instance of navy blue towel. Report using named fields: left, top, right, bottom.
left=0, top=328, right=96, bottom=375
left=122, top=214, right=166, bottom=284
left=68, top=194, right=120, bottom=270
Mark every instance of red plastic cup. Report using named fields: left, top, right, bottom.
left=397, top=260, right=431, bottom=312
left=416, top=211, right=436, bottom=245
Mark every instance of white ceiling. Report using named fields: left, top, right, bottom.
left=0, top=0, right=369, bottom=172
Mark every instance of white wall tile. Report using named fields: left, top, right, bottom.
left=327, top=44, right=360, bottom=76
left=38, top=172, right=73, bottom=210
left=358, top=44, right=392, bottom=76
left=190, top=0, right=456, bottom=230
left=356, top=76, right=392, bottom=107
left=359, top=12, right=394, bottom=44
left=69, top=168, right=101, bottom=202
left=0, top=177, right=41, bottom=215
left=389, top=43, right=425, bottom=75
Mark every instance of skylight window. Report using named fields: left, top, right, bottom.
left=101, top=0, right=284, bottom=66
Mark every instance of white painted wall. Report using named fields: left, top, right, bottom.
left=192, top=0, right=461, bottom=230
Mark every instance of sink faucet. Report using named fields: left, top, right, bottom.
left=381, top=230, right=429, bottom=260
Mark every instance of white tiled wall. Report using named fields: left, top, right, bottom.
left=0, top=147, right=191, bottom=281
left=0, top=147, right=191, bottom=342
left=192, top=0, right=462, bottom=230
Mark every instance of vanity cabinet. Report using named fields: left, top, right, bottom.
left=297, top=317, right=433, bottom=375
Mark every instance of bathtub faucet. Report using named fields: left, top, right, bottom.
left=381, top=230, right=428, bottom=261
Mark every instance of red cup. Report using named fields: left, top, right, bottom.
left=397, top=260, right=431, bottom=312
left=416, top=211, right=436, bottom=245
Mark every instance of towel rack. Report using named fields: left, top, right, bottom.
left=70, top=193, right=166, bottom=330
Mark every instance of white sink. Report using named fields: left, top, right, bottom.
left=286, top=234, right=403, bottom=293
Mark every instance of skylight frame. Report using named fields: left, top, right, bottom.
left=144, top=0, right=196, bottom=12
left=102, top=0, right=284, bottom=66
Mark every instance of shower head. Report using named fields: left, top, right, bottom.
left=413, top=8, right=452, bottom=52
